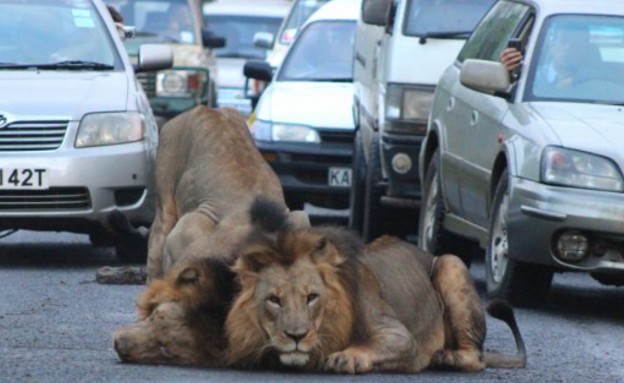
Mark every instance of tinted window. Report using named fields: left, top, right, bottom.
left=404, top=0, right=496, bottom=37
left=526, top=14, right=624, bottom=105
left=457, top=0, right=530, bottom=62
left=278, top=20, right=355, bottom=81
left=0, top=0, right=120, bottom=66
left=205, top=15, right=282, bottom=59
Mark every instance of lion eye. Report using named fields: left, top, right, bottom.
left=307, top=293, right=319, bottom=304
left=267, top=295, right=281, bottom=306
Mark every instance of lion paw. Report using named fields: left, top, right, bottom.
left=325, top=349, right=373, bottom=374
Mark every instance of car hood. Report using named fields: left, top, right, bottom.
left=215, top=57, right=246, bottom=88
left=0, top=71, right=128, bottom=120
left=528, top=102, right=624, bottom=155
left=256, top=82, right=354, bottom=129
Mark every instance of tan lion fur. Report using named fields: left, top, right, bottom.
left=224, top=201, right=526, bottom=373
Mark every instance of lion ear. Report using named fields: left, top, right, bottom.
left=176, top=267, right=200, bottom=285
left=313, top=236, right=347, bottom=267
left=234, top=247, right=275, bottom=274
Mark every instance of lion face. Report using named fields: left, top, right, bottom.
left=225, top=228, right=358, bottom=369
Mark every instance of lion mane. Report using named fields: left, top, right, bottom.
left=224, top=198, right=526, bottom=373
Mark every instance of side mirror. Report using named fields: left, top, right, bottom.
left=202, top=30, right=226, bottom=48
left=253, top=31, right=274, bottom=49
left=135, top=44, right=173, bottom=73
left=361, top=0, right=391, bottom=26
left=244, top=60, right=273, bottom=82
left=460, top=59, right=511, bottom=95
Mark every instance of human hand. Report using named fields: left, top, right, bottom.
left=500, top=48, right=523, bottom=72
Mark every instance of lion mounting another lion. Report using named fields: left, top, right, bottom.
left=224, top=197, right=527, bottom=373
left=113, top=106, right=309, bottom=366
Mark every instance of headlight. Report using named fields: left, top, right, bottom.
left=385, top=84, right=434, bottom=122
left=156, top=69, right=206, bottom=97
left=541, top=146, right=624, bottom=192
left=249, top=119, right=320, bottom=143
left=76, top=112, right=145, bottom=148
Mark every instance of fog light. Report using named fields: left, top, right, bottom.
left=556, top=231, right=589, bottom=262
left=392, top=153, right=412, bottom=174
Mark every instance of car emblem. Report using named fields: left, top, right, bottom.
left=0, top=115, right=7, bottom=128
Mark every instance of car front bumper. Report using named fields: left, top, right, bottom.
left=0, top=140, right=155, bottom=233
left=507, top=176, right=624, bottom=273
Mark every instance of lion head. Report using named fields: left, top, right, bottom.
left=224, top=198, right=362, bottom=370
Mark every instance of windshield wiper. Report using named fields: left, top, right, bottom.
left=313, top=78, right=352, bottom=83
left=0, top=60, right=114, bottom=71
left=418, top=30, right=472, bottom=44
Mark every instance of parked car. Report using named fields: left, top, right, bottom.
left=107, top=0, right=225, bottom=127
left=349, top=0, right=496, bottom=242
left=203, top=0, right=290, bottom=115
left=419, top=0, right=624, bottom=305
left=245, top=0, right=359, bottom=210
left=0, top=0, right=172, bottom=261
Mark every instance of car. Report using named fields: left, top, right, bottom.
left=419, top=0, right=624, bottom=305
left=203, top=0, right=290, bottom=115
left=262, top=0, right=331, bottom=69
left=0, top=0, right=172, bottom=261
left=107, top=0, right=225, bottom=127
left=349, top=0, right=496, bottom=242
left=245, top=0, right=359, bottom=210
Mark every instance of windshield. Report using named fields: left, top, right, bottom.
left=278, top=20, right=355, bottom=82
left=526, top=15, right=624, bottom=105
left=205, top=15, right=282, bottom=59
left=278, top=0, right=330, bottom=45
left=0, top=0, right=120, bottom=68
left=404, top=0, right=496, bottom=36
left=108, top=0, right=197, bottom=44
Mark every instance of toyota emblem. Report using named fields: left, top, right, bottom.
left=0, top=115, right=7, bottom=128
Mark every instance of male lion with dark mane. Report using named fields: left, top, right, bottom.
left=113, top=106, right=309, bottom=366
left=225, top=198, right=526, bottom=373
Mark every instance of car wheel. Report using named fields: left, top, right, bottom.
left=348, top=130, right=365, bottom=235
left=486, top=169, right=553, bottom=306
left=418, top=149, right=474, bottom=266
left=362, top=132, right=384, bottom=242
left=115, top=236, right=147, bottom=264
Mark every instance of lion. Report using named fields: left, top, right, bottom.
left=224, top=198, right=526, bottom=373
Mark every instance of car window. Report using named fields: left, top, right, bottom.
left=526, top=14, right=624, bottom=105
left=278, top=0, right=330, bottom=46
left=108, top=0, right=197, bottom=44
left=404, top=0, right=496, bottom=37
left=457, top=0, right=530, bottom=62
left=0, top=0, right=120, bottom=67
left=205, top=15, right=283, bottom=59
left=277, top=20, right=355, bottom=82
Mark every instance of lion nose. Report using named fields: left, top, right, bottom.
left=285, top=331, right=308, bottom=343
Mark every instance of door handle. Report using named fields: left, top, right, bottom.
left=470, top=110, right=478, bottom=126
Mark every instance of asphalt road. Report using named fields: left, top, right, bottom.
left=0, top=229, right=623, bottom=383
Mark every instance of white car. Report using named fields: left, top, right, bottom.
left=420, top=0, right=624, bottom=305
left=246, top=0, right=359, bottom=210
left=203, top=0, right=290, bottom=115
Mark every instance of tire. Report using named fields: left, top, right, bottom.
left=285, top=193, right=305, bottom=211
left=418, top=149, right=475, bottom=266
left=485, top=169, right=553, bottom=306
left=115, top=236, right=148, bottom=264
left=348, top=130, right=366, bottom=235
left=362, top=132, right=384, bottom=242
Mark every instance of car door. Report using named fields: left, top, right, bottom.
left=442, top=1, right=532, bottom=228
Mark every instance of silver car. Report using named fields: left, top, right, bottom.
left=0, top=0, right=171, bottom=261
left=419, top=0, right=624, bottom=305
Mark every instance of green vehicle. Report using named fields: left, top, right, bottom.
left=108, top=0, right=225, bottom=125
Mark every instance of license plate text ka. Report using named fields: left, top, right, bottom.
left=328, top=167, right=351, bottom=187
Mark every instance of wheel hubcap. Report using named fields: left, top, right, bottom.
left=421, top=173, right=438, bottom=251
left=490, top=192, right=509, bottom=283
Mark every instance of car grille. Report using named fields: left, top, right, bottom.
left=0, top=187, right=91, bottom=211
left=137, top=72, right=156, bottom=98
left=319, top=130, right=354, bottom=144
left=0, top=121, right=69, bottom=151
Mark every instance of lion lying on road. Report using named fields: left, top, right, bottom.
left=225, top=198, right=526, bottom=373
left=113, top=106, right=309, bottom=366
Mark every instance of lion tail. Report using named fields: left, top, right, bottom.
left=249, top=196, right=289, bottom=232
left=483, top=299, right=527, bottom=368
left=107, top=209, right=150, bottom=240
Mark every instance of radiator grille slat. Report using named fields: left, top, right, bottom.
left=0, top=121, right=68, bottom=151
left=0, top=187, right=90, bottom=210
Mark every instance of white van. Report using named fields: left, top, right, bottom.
left=350, top=0, right=495, bottom=241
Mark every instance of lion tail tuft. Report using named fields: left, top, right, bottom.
left=249, top=196, right=288, bottom=233
left=484, top=299, right=527, bottom=368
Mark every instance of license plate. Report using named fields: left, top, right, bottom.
left=0, top=168, right=49, bottom=189
left=328, top=167, right=351, bottom=187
